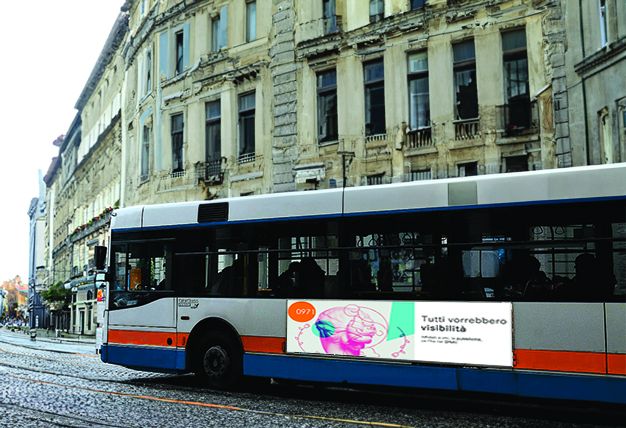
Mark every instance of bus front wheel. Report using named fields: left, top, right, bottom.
left=196, top=331, right=242, bottom=389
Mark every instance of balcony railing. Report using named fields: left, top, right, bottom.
left=198, top=157, right=227, bottom=184
left=238, top=152, right=255, bottom=164
left=403, top=170, right=432, bottom=182
left=497, top=98, right=539, bottom=137
left=406, top=127, right=433, bottom=149
left=365, top=134, right=387, bottom=143
left=454, top=118, right=480, bottom=140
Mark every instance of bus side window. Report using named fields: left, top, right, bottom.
left=112, top=245, right=128, bottom=290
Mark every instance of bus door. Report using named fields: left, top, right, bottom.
left=104, top=241, right=179, bottom=371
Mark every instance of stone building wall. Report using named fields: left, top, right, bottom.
left=562, top=0, right=626, bottom=167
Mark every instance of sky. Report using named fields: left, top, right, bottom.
left=0, top=1, right=125, bottom=283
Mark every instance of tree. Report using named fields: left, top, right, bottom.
left=41, top=282, right=71, bottom=305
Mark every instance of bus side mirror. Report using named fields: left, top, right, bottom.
left=94, top=246, right=107, bottom=271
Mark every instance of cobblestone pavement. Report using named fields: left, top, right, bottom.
left=0, top=329, right=623, bottom=428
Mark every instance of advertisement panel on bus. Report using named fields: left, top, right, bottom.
left=287, top=300, right=513, bottom=367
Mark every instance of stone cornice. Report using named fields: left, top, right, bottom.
left=574, top=37, right=626, bottom=76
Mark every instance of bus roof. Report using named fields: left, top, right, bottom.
left=111, top=163, right=626, bottom=231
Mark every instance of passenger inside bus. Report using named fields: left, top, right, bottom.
left=553, top=253, right=617, bottom=302
left=276, top=262, right=300, bottom=297
left=520, top=256, right=552, bottom=300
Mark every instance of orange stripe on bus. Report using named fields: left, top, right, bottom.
left=177, top=333, right=189, bottom=348
left=241, top=336, right=285, bottom=354
left=514, top=349, right=606, bottom=374
left=607, top=354, right=626, bottom=375
left=109, top=330, right=177, bottom=348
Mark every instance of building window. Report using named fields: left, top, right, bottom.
left=206, top=101, right=221, bottom=161
left=502, top=29, right=530, bottom=130
left=458, top=161, right=478, bottom=177
left=323, top=0, right=337, bottom=33
left=141, top=125, right=150, bottom=179
left=175, top=30, right=184, bottom=75
left=239, top=93, right=255, bottom=163
left=367, top=173, right=386, bottom=186
left=317, top=69, right=338, bottom=144
left=246, top=1, right=257, bottom=42
left=599, top=107, right=614, bottom=164
left=370, top=0, right=384, bottom=22
left=505, top=155, right=528, bottom=173
left=145, top=50, right=152, bottom=95
left=409, top=169, right=431, bottom=181
left=411, top=0, right=425, bottom=9
left=408, top=52, right=429, bottom=129
left=453, top=40, right=478, bottom=120
left=171, top=114, right=184, bottom=173
left=364, top=61, right=385, bottom=136
left=599, top=0, right=608, bottom=47
left=213, top=6, right=228, bottom=51
left=142, top=49, right=152, bottom=97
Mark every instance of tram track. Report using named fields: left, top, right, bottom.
left=0, top=402, right=133, bottom=428
left=0, top=341, right=416, bottom=428
left=1, top=338, right=622, bottom=427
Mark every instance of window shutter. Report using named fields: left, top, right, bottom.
left=218, top=6, right=228, bottom=50
left=183, top=22, right=190, bottom=70
left=159, top=32, right=168, bottom=79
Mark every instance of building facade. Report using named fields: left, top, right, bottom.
left=37, top=0, right=625, bottom=337
left=43, top=13, right=127, bottom=336
left=118, top=0, right=567, bottom=204
left=562, top=0, right=626, bottom=166
left=27, top=172, right=49, bottom=329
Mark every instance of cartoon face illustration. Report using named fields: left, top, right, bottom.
left=314, top=304, right=388, bottom=356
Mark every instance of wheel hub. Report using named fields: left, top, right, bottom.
left=203, top=346, right=229, bottom=378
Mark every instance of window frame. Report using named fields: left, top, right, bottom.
left=171, top=113, right=184, bottom=173
left=411, top=0, right=425, bottom=10
left=458, top=161, right=478, bottom=177
left=453, top=39, right=478, bottom=120
left=322, top=0, right=338, bottom=33
left=502, top=29, right=530, bottom=131
left=206, top=100, right=221, bottom=162
left=212, top=6, right=228, bottom=51
left=317, top=69, right=338, bottom=144
left=175, top=30, right=184, bottom=75
left=238, top=92, right=256, bottom=163
left=407, top=51, right=430, bottom=130
left=370, top=0, right=384, bottom=22
left=599, top=0, right=608, bottom=47
left=141, top=125, right=150, bottom=179
left=246, top=1, right=257, bottom=43
left=364, top=60, right=386, bottom=136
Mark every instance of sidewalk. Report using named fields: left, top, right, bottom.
left=27, top=327, right=96, bottom=345
left=0, top=326, right=96, bottom=355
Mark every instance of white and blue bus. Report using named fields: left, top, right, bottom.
left=98, top=164, right=626, bottom=403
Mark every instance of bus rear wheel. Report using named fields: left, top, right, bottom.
left=195, top=331, right=242, bottom=390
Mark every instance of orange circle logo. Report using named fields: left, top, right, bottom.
left=288, top=301, right=316, bottom=323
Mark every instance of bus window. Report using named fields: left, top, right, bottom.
left=350, top=231, right=429, bottom=297
left=109, top=241, right=173, bottom=309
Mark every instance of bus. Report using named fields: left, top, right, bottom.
left=97, top=164, right=626, bottom=403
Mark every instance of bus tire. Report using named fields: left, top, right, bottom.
left=195, top=331, right=242, bottom=390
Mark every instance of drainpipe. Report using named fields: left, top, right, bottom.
left=579, top=0, right=591, bottom=165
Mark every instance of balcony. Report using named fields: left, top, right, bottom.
left=454, top=118, right=480, bottom=140
left=238, top=152, right=255, bottom=164
left=406, top=127, right=433, bottom=149
left=497, top=98, right=539, bottom=138
left=197, top=158, right=227, bottom=184
left=69, top=211, right=112, bottom=244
